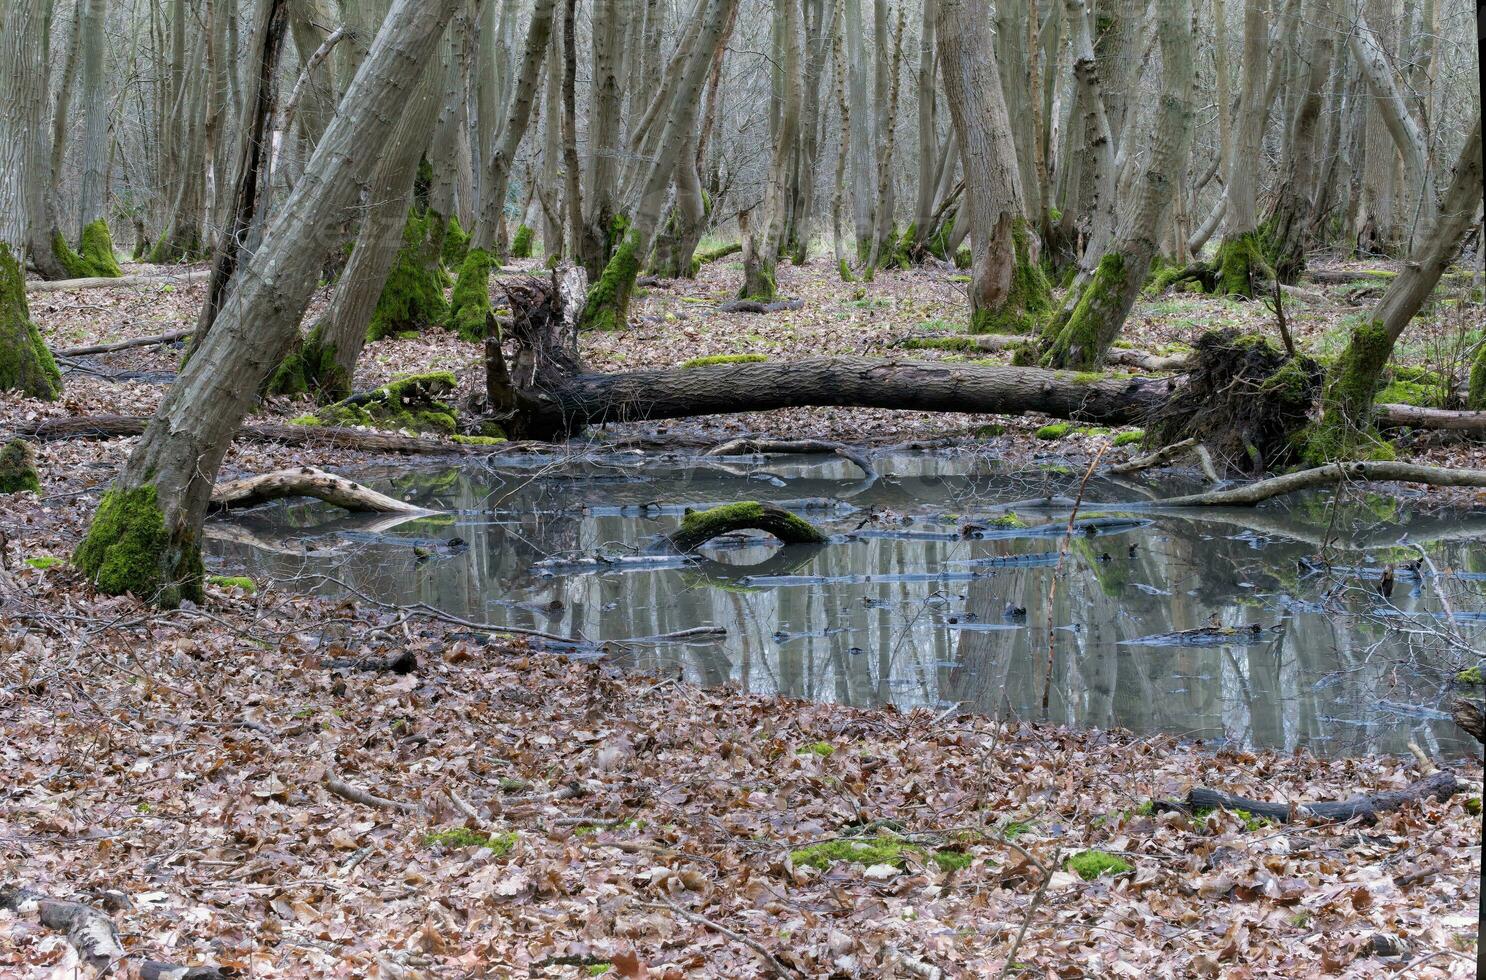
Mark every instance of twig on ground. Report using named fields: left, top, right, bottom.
left=643, top=898, right=799, bottom=977
left=324, top=772, right=416, bottom=813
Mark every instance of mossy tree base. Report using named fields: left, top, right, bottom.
left=1150, top=232, right=1272, bottom=299
left=264, top=324, right=350, bottom=402
left=0, top=243, right=62, bottom=400
left=967, top=217, right=1052, bottom=335
left=510, top=224, right=534, bottom=259
left=366, top=210, right=450, bottom=342
left=0, top=439, right=41, bottom=494
left=446, top=249, right=499, bottom=342
left=73, top=485, right=205, bottom=608
left=1303, top=318, right=1399, bottom=464
left=56, top=220, right=124, bottom=279
left=578, top=229, right=641, bottom=332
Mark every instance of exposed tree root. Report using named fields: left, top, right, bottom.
left=209, top=466, right=431, bottom=514
left=1107, top=438, right=1219, bottom=482
left=1156, top=770, right=1460, bottom=824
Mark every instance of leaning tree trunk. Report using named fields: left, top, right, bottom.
left=1039, top=0, right=1194, bottom=370
left=1311, top=116, right=1482, bottom=459
left=935, top=0, right=1050, bottom=334
left=72, top=0, right=466, bottom=609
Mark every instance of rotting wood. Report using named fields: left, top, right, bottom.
left=323, top=649, right=418, bottom=674
left=209, top=466, right=430, bottom=514
left=0, top=883, right=229, bottom=977
left=717, top=297, right=805, bottom=313
left=1155, top=770, right=1460, bottom=824
left=24, top=268, right=211, bottom=293
left=665, top=502, right=829, bottom=553
left=13, top=414, right=489, bottom=456
left=1450, top=698, right=1484, bottom=744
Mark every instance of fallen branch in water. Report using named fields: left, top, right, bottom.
left=0, top=883, right=229, bottom=977
left=53, top=328, right=195, bottom=357
left=1120, top=461, right=1486, bottom=507
left=1156, top=770, right=1460, bottom=824
left=209, top=466, right=431, bottom=514
left=14, top=414, right=487, bottom=456
left=706, top=437, right=877, bottom=480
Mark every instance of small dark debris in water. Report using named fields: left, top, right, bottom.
left=1128, top=543, right=1138, bottom=557
left=1003, top=604, right=1027, bottom=620
left=1121, top=623, right=1283, bottom=648
left=1378, top=565, right=1395, bottom=598
left=1096, top=552, right=1112, bottom=563
left=848, top=646, right=865, bottom=656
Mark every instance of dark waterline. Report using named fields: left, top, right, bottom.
left=206, top=450, right=1485, bottom=760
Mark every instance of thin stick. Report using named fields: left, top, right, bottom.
left=996, top=847, right=1060, bottom=980
left=644, top=899, right=798, bottom=978
left=1042, top=447, right=1107, bottom=720
left=324, top=772, right=415, bottom=812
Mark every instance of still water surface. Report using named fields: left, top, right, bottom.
left=206, top=450, right=1485, bottom=760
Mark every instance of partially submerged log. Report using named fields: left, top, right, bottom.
left=1138, top=461, right=1486, bottom=507
left=209, top=466, right=430, bottom=514
left=1158, top=770, right=1460, bottom=824
left=15, top=414, right=486, bottom=456
left=665, top=502, right=829, bottom=553
left=0, top=883, right=229, bottom=978
left=706, top=438, right=876, bottom=480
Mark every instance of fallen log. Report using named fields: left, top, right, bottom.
left=706, top=437, right=876, bottom=480
left=0, top=883, right=229, bottom=978
left=718, top=298, right=805, bottom=314
left=665, top=502, right=830, bottom=553
left=324, top=649, right=418, bottom=674
left=1157, top=770, right=1460, bottom=824
left=13, top=414, right=484, bottom=456
left=209, top=466, right=430, bottom=514
left=24, top=268, right=211, bottom=293
left=1124, top=461, right=1486, bottom=507
left=53, top=328, right=196, bottom=357
left=1376, top=403, right=1486, bottom=432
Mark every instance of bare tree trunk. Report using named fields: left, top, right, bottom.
left=76, top=0, right=110, bottom=232
left=910, top=0, right=938, bottom=255
left=1262, top=0, right=1334, bottom=282
left=1040, top=0, right=1195, bottom=370
left=578, top=0, right=626, bottom=277
left=1313, top=117, right=1481, bottom=455
left=72, top=0, right=466, bottom=608
left=538, top=17, right=565, bottom=258
left=2, top=0, right=70, bottom=280
left=1210, top=0, right=1269, bottom=296
left=843, top=0, right=875, bottom=260
left=742, top=0, right=803, bottom=299
left=935, top=0, right=1050, bottom=334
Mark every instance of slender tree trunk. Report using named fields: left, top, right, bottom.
left=2, top=0, right=70, bottom=280
left=578, top=0, right=625, bottom=276
left=1211, top=0, right=1269, bottom=296
left=538, top=17, right=565, bottom=258
left=742, top=0, right=803, bottom=299
left=1263, top=0, right=1333, bottom=282
left=910, top=0, right=937, bottom=254
left=843, top=0, right=875, bottom=260
left=72, top=0, right=466, bottom=608
left=76, top=0, right=110, bottom=231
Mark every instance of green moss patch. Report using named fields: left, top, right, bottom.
left=451, top=434, right=506, bottom=446
left=366, top=211, right=449, bottom=342
left=0, top=439, right=42, bottom=494
left=1113, top=429, right=1144, bottom=447
left=1066, top=850, right=1133, bottom=880
left=681, top=353, right=768, bottom=368
left=24, top=555, right=63, bottom=571
left=305, top=372, right=459, bottom=435
left=0, top=244, right=62, bottom=401
left=207, top=575, right=257, bottom=593
left=1035, top=422, right=1072, bottom=440
left=791, top=833, right=970, bottom=874
left=580, top=227, right=642, bottom=332
left=264, top=324, right=349, bottom=402
left=55, top=220, right=124, bottom=279
left=424, top=828, right=518, bottom=855
left=1457, top=666, right=1483, bottom=685
left=446, top=248, right=499, bottom=342
left=797, top=741, right=835, bottom=757
left=510, top=224, right=535, bottom=259
left=73, top=484, right=204, bottom=608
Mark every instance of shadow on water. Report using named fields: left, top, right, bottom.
left=205, top=449, right=1484, bottom=760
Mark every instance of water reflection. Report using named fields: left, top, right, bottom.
left=205, top=451, right=1484, bottom=760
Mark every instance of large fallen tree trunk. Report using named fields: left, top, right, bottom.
left=13, top=414, right=488, bottom=456
left=1157, top=770, right=1460, bottom=824
left=484, top=268, right=1172, bottom=440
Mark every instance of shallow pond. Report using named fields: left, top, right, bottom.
left=207, top=450, right=1485, bottom=760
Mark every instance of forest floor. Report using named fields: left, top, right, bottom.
left=1, top=252, right=1483, bottom=976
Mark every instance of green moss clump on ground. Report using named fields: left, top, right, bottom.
left=791, top=833, right=971, bottom=874
left=1113, top=429, right=1144, bottom=447
left=308, top=372, right=459, bottom=435
left=798, top=741, right=834, bottom=757
left=1457, top=665, right=1483, bottom=685
left=0, top=244, right=62, bottom=400
left=366, top=211, right=449, bottom=342
left=510, top=224, right=535, bottom=259
left=25, top=556, right=63, bottom=571
left=446, top=248, right=499, bottom=342
left=1465, top=797, right=1482, bottom=815
left=988, top=512, right=1028, bottom=528
left=1067, top=850, right=1133, bottom=880
left=451, top=434, right=506, bottom=446
left=953, top=246, right=972, bottom=269
left=1374, top=379, right=1439, bottom=407
left=681, top=353, right=768, bottom=368
left=424, top=828, right=518, bottom=855
left=902, top=336, right=982, bottom=352
left=0, top=439, right=42, bottom=494
left=441, top=215, right=470, bottom=268
left=579, top=230, right=642, bottom=331
left=1035, top=422, right=1072, bottom=440
left=73, top=484, right=204, bottom=608
left=207, top=575, right=256, bottom=593
left=264, top=325, right=349, bottom=402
